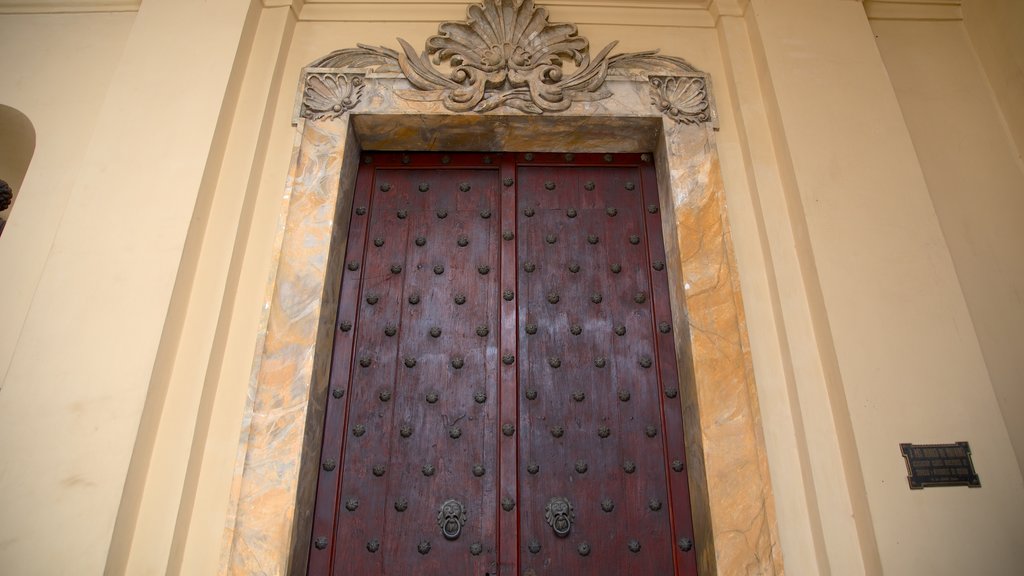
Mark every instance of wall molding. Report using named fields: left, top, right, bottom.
left=864, top=0, right=963, bottom=21
left=0, top=0, right=139, bottom=13
left=298, top=1, right=716, bottom=27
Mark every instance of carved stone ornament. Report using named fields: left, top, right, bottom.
left=649, top=75, right=712, bottom=125
left=297, top=0, right=715, bottom=124
left=300, top=72, right=365, bottom=120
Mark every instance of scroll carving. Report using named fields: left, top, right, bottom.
left=298, top=0, right=715, bottom=125
left=396, top=0, right=607, bottom=114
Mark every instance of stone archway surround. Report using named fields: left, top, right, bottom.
left=220, top=4, right=783, bottom=575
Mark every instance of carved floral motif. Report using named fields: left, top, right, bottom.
left=299, top=0, right=715, bottom=124
left=397, top=0, right=609, bottom=113
left=300, top=73, right=365, bottom=120
left=649, top=76, right=712, bottom=125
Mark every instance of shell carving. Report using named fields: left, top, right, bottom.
left=649, top=75, right=711, bottom=125
left=301, top=73, right=364, bottom=120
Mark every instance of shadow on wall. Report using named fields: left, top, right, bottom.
left=0, top=103, right=36, bottom=236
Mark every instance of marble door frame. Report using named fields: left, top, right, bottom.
left=220, top=70, right=783, bottom=576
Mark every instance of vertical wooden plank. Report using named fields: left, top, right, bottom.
left=641, top=157, right=699, bottom=575
left=595, top=159, right=674, bottom=576
left=307, top=157, right=379, bottom=575
left=498, top=154, right=520, bottom=576
left=375, top=161, right=499, bottom=574
left=614, top=158, right=677, bottom=575
left=516, top=156, right=573, bottom=575
left=329, top=159, right=406, bottom=575
left=516, top=153, right=683, bottom=576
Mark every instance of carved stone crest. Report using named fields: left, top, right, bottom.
left=298, top=0, right=715, bottom=125
left=397, top=0, right=607, bottom=113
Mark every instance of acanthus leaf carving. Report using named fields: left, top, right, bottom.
left=298, top=0, right=716, bottom=125
left=393, top=0, right=624, bottom=114
left=307, top=44, right=401, bottom=72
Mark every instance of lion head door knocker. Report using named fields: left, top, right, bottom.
left=545, top=497, right=574, bottom=538
left=438, top=499, right=467, bottom=540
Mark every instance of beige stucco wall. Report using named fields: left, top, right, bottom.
left=1, top=1, right=1023, bottom=575
left=736, top=0, right=1024, bottom=573
left=0, top=1, right=258, bottom=574
left=0, top=11, right=133, bottom=377
left=962, top=0, right=1024, bottom=157
left=873, top=13, right=1024, bottom=487
left=0, top=13, right=136, bottom=570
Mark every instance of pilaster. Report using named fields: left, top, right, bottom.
left=745, top=0, right=1024, bottom=572
left=0, top=0, right=257, bottom=573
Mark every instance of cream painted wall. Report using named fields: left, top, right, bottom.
left=962, top=0, right=1024, bottom=158
left=872, top=14, right=1024, bottom=488
left=747, top=0, right=1024, bottom=573
left=109, top=6, right=297, bottom=575
left=0, top=12, right=133, bottom=383
left=0, top=12, right=135, bottom=571
left=0, top=1, right=257, bottom=574
left=715, top=8, right=851, bottom=575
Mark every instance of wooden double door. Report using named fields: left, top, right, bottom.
left=308, top=152, right=697, bottom=575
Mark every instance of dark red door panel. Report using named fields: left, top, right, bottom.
left=309, top=156, right=503, bottom=575
left=308, top=153, right=697, bottom=576
left=515, top=155, right=695, bottom=576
